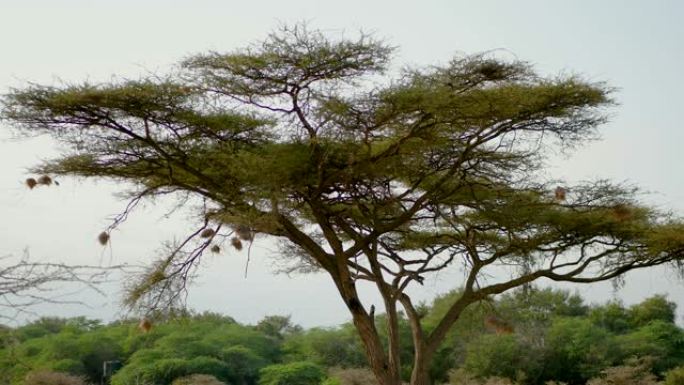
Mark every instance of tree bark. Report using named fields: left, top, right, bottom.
left=401, top=295, right=432, bottom=385
left=329, top=262, right=402, bottom=385
left=410, top=365, right=431, bottom=385
left=383, top=299, right=403, bottom=385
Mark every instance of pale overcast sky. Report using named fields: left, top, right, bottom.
left=1, top=0, right=683, bottom=326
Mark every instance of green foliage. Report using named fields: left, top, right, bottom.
left=423, top=287, right=588, bottom=383
left=617, top=321, right=684, bottom=374
left=4, top=25, right=684, bottom=385
left=543, top=317, right=620, bottom=383
left=496, top=287, right=588, bottom=323
left=664, top=365, right=684, bottom=385
left=112, top=356, right=233, bottom=385
left=112, top=318, right=278, bottom=385
left=173, top=374, right=228, bottom=385
left=220, top=345, right=268, bottom=385
left=438, top=293, right=679, bottom=385
left=255, top=315, right=302, bottom=340
left=628, top=295, right=676, bottom=328
left=76, top=332, right=123, bottom=381
left=258, top=361, right=325, bottom=385
left=590, top=301, right=632, bottom=334
left=50, top=359, right=86, bottom=375
left=463, top=334, right=538, bottom=381
left=13, top=318, right=71, bottom=341
left=0, top=293, right=682, bottom=385
left=283, top=325, right=366, bottom=368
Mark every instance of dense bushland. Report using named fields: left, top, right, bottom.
left=1, top=288, right=683, bottom=385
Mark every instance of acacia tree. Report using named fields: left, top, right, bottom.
left=3, top=26, right=684, bottom=385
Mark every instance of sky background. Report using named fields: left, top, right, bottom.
left=1, top=0, right=684, bottom=327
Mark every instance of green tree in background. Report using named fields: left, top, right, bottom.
left=589, top=301, right=632, bottom=334
left=258, top=361, right=325, bottom=385
left=4, top=25, right=684, bottom=385
left=255, top=315, right=302, bottom=341
left=628, top=295, right=677, bottom=327
left=1, top=293, right=684, bottom=385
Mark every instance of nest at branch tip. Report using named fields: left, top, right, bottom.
left=484, top=315, right=514, bottom=335
left=25, top=178, right=37, bottom=189
left=98, top=231, right=110, bottom=245
left=210, top=244, right=221, bottom=254
left=554, top=186, right=566, bottom=201
left=138, top=318, right=152, bottom=332
left=231, top=237, right=243, bottom=251
left=234, top=225, right=254, bottom=241
left=200, top=228, right=215, bottom=238
left=612, top=204, right=633, bottom=222
left=37, top=175, right=52, bottom=186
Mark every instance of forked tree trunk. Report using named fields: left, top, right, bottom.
left=352, top=306, right=434, bottom=385
left=352, top=312, right=400, bottom=385
left=346, top=296, right=404, bottom=385
left=330, top=272, right=403, bottom=385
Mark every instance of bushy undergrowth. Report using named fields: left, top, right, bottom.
left=1, top=290, right=683, bottom=385
left=23, top=370, right=88, bottom=385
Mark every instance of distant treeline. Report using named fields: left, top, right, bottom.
left=1, top=287, right=684, bottom=385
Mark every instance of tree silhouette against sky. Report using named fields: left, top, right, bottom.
left=3, top=25, right=684, bottom=385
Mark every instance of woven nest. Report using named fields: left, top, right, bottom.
left=612, top=204, right=632, bottom=221
left=231, top=237, right=243, bottom=251
left=138, top=318, right=153, bottom=332
left=200, top=228, right=215, bottom=238
left=554, top=186, right=566, bottom=201
left=484, top=315, right=514, bottom=335
left=98, top=231, right=110, bottom=245
left=37, top=175, right=52, bottom=186
left=25, top=178, right=38, bottom=189
left=234, top=225, right=254, bottom=241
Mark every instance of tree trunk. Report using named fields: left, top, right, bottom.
left=410, top=366, right=431, bottom=385
left=408, top=340, right=433, bottom=385
left=351, top=311, right=400, bottom=385
left=329, top=270, right=402, bottom=385
left=384, top=301, right=403, bottom=385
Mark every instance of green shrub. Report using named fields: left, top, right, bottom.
left=112, top=356, right=231, bottom=385
left=172, top=374, right=227, bottom=385
left=664, top=365, right=684, bottom=385
left=50, top=359, right=86, bottom=375
left=258, top=362, right=325, bottom=385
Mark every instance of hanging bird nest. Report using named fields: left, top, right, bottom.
left=484, top=315, right=514, bottom=335
left=234, top=225, right=253, bottom=241
left=554, top=186, right=566, bottom=201
left=138, top=318, right=152, bottom=332
left=200, top=228, right=215, bottom=238
left=210, top=244, right=221, bottom=254
left=98, top=231, right=110, bottom=245
left=25, top=178, right=38, bottom=189
left=37, top=175, right=52, bottom=186
left=231, top=237, right=243, bottom=251
left=612, top=204, right=632, bottom=222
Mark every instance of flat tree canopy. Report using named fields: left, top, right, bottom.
left=3, top=25, right=684, bottom=385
